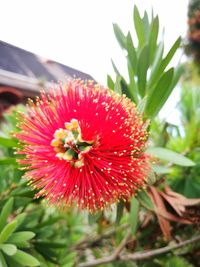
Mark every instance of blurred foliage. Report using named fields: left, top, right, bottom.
left=0, top=5, right=200, bottom=267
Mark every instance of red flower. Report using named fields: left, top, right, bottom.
left=16, top=80, right=149, bottom=211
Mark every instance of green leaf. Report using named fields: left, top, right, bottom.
left=60, top=252, right=77, bottom=266
left=142, top=11, right=150, bottom=40
left=137, top=190, right=154, bottom=211
left=0, top=244, right=17, bottom=256
left=169, top=64, right=184, bottom=91
left=116, top=200, right=124, bottom=224
left=0, top=198, right=14, bottom=232
left=145, top=68, right=174, bottom=118
left=133, top=5, right=145, bottom=47
left=137, top=45, right=149, bottom=97
left=161, top=36, right=181, bottom=74
left=111, top=59, right=120, bottom=76
left=152, top=165, right=171, bottom=174
left=8, top=232, right=35, bottom=243
left=0, top=137, right=19, bottom=148
left=0, top=158, right=17, bottom=166
left=0, top=220, right=17, bottom=244
left=113, top=23, right=127, bottom=49
left=137, top=96, right=147, bottom=114
left=130, top=197, right=139, bottom=235
left=146, top=147, right=195, bottom=167
left=149, top=37, right=181, bottom=88
left=0, top=251, right=8, bottom=267
left=126, top=32, right=137, bottom=73
left=107, top=75, right=114, bottom=90
left=120, top=78, right=137, bottom=102
left=11, top=250, right=40, bottom=267
left=15, top=213, right=26, bottom=229
left=127, top=60, right=138, bottom=103
left=114, top=76, right=122, bottom=94
left=149, top=16, right=159, bottom=64
left=148, top=42, right=164, bottom=87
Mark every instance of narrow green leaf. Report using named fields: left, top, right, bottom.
left=113, top=23, right=127, bottom=49
left=149, top=16, right=159, bottom=64
left=169, top=64, right=184, bottom=91
left=8, top=232, right=35, bottom=243
left=0, top=137, right=19, bottom=148
left=126, top=32, right=137, bottom=73
left=146, top=147, right=195, bottom=167
left=137, top=190, right=154, bottom=211
left=116, top=200, right=124, bottom=224
left=142, top=11, right=150, bottom=40
left=137, top=96, right=147, bottom=114
left=107, top=75, right=114, bottom=90
left=127, top=60, right=138, bottom=103
left=0, top=198, right=14, bottom=232
left=11, top=250, right=40, bottom=267
left=149, top=37, right=181, bottom=89
left=145, top=68, right=174, bottom=117
left=114, top=76, right=122, bottom=94
left=111, top=59, right=120, bottom=76
left=137, top=45, right=149, bottom=97
left=120, top=77, right=137, bottom=102
left=133, top=5, right=145, bottom=47
left=0, top=244, right=17, bottom=256
left=0, top=158, right=17, bottom=165
left=161, top=36, right=181, bottom=73
left=0, top=220, right=17, bottom=244
left=0, top=251, right=8, bottom=267
left=148, top=42, right=164, bottom=88
left=130, top=197, right=139, bottom=235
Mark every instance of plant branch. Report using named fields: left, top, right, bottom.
left=72, top=223, right=129, bottom=251
left=77, top=235, right=200, bottom=267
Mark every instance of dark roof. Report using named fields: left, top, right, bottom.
left=0, top=40, right=94, bottom=82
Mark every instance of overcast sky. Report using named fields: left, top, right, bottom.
left=0, top=0, right=188, bottom=84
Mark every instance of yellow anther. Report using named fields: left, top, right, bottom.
left=51, top=139, right=60, bottom=147
left=54, top=129, right=66, bottom=139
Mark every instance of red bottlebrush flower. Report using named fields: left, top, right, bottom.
left=15, top=80, right=149, bottom=212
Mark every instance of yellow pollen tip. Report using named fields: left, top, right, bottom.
left=51, top=139, right=60, bottom=147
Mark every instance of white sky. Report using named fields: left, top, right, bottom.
left=0, top=0, right=188, bottom=84
left=0, top=0, right=189, bottom=123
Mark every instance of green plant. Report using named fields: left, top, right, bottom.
left=109, top=5, right=183, bottom=118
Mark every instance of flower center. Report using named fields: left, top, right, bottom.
left=51, top=119, right=93, bottom=167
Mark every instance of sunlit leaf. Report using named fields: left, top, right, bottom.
left=0, top=251, right=8, bottom=267
left=113, top=23, right=127, bottom=49
left=0, top=220, right=17, bottom=244
left=145, top=68, right=174, bottom=117
left=0, top=244, right=17, bottom=256
left=147, top=147, right=195, bottom=166
left=130, top=197, right=139, bottom=235
left=133, top=5, right=145, bottom=47
left=137, top=45, right=149, bottom=97
left=11, top=250, right=40, bottom=267
left=0, top=198, right=14, bottom=232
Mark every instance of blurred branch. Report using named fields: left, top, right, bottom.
left=77, top=235, right=200, bottom=267
left=72, top=223, right=129, bottom=251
